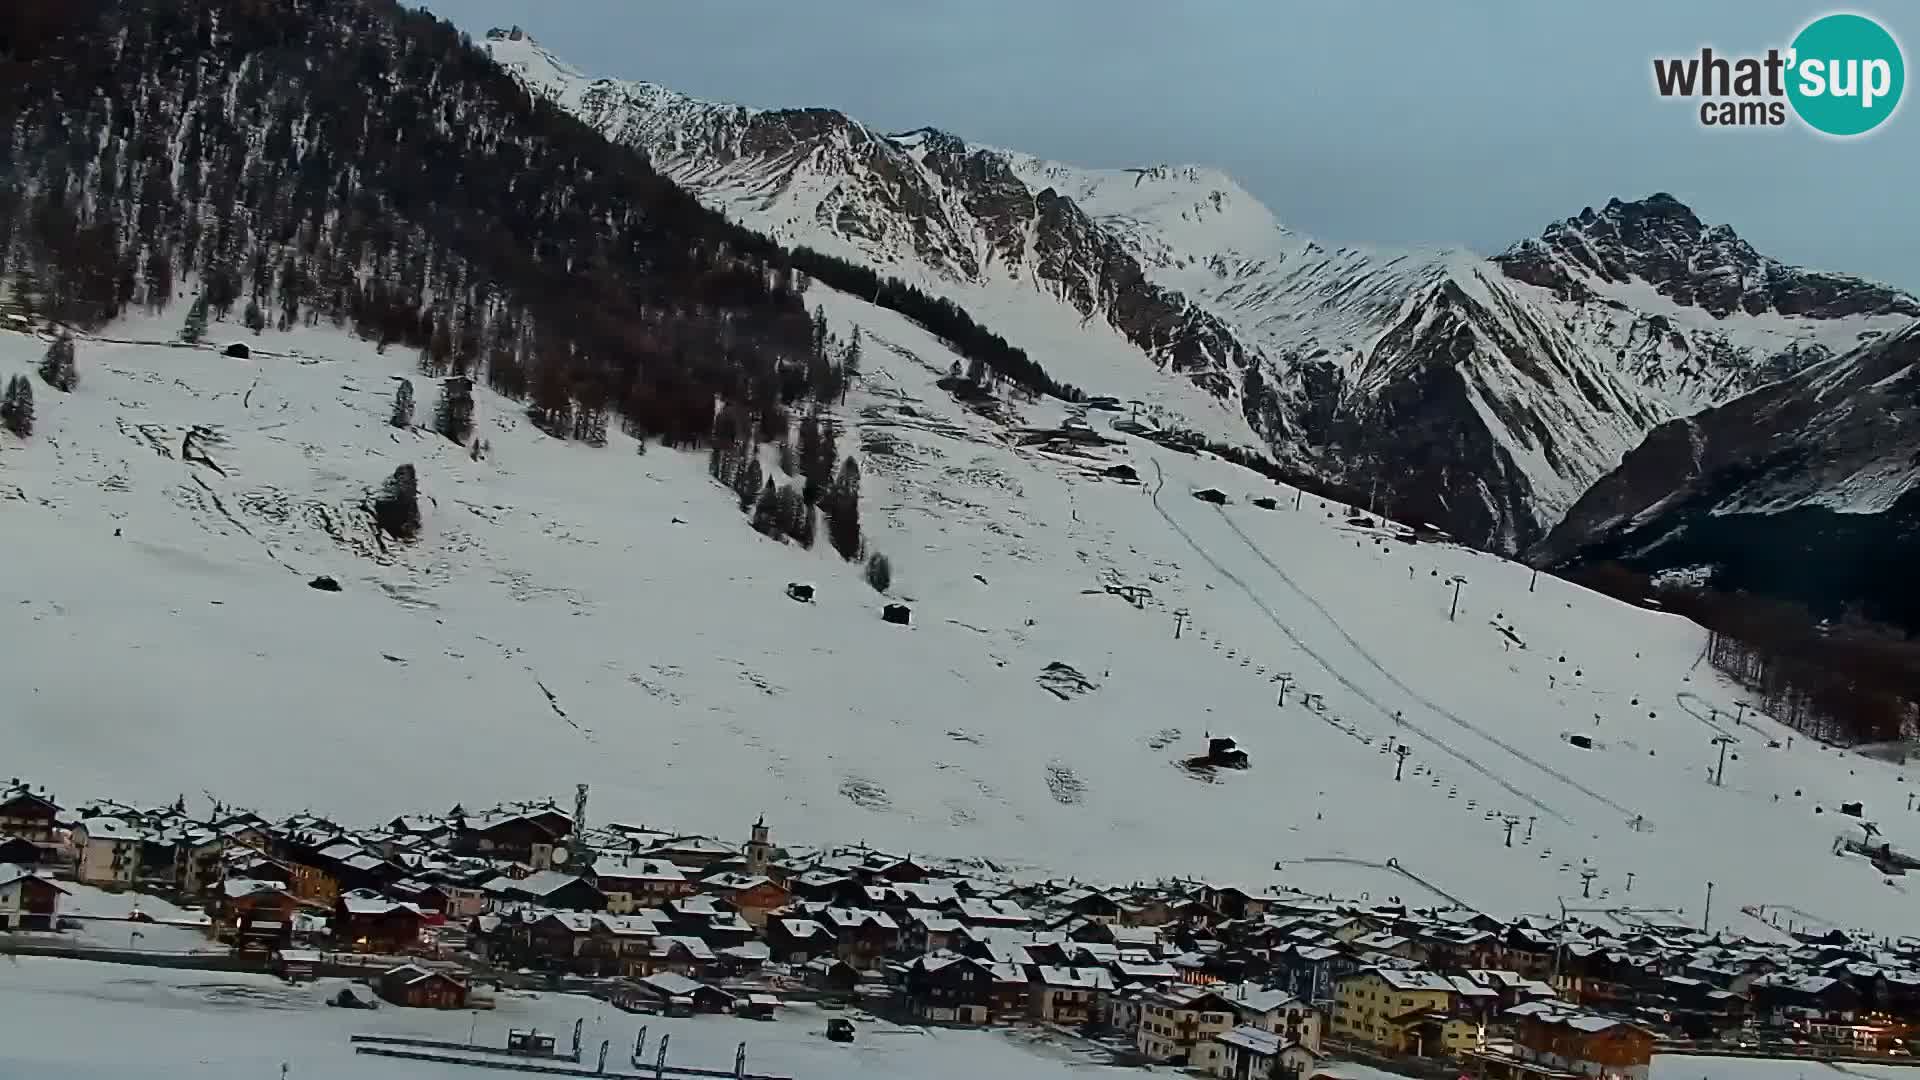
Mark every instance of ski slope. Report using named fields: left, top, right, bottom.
left=2, top=295, right=1915, bottom=937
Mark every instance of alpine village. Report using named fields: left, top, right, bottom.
left=4, top=778, right=1917, bottom=1080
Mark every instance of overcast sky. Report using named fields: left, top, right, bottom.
left=419, top=1, right=1914, bottom=291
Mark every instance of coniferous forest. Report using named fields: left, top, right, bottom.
left=0, top=0, right=1075, bottom=459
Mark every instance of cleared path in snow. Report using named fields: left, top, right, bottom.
left=1145, top=460, right=1575, bottom=825
left=1209, top=502, right=1645, bottom=825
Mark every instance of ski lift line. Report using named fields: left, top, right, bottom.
left=1291, top=855, right=1473, bottom=909
left=1144, top=461, right=1573, bottom=826
left=1209, top=500, right=1643, bottom=824
left=1673, top=690, right=1741, bottom=741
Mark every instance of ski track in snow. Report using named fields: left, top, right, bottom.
left=1146, top=458, right=1574, bottom=826
left=1210, top=498, right=1641, bottom=824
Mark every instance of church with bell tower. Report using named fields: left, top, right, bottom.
left=745, top=815, right=772, bottom=876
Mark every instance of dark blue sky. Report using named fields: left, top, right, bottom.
left=419, top=1, right=1915, bottom=291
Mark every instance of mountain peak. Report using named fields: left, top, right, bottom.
left=1497, top=193, right=1916, bottom=321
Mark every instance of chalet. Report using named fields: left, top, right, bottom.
left=765, top=917, right=835, bottom=965
left=1229, top=987, right=1322, bottom=1051
left=1556, top=944, right=1657, bottom=1011
left=1200, top=884, right=1282, bottom=922
left=384, top=816, right=456, bottom=845
left=375, top=964, right=469, bottom=1009
left=1465, top=968, right=1562, bottom=1010
left=1751, top=970, right=1865, bottom=1029
left=905, top=910, right=968, bottom=955
left=646, top=935, right=718, bottom=978
left=388, top=878, right=461, bottom=916
left=211, top=878, right=306, bottom=954
left=656, top=896, right=756, bottom=951
left=814, top=907, right=900, bottom=969
left=0, top=862, right=67, bottom=930
left=0, top=786, right=60, bottom=844
left=1210, top=1026, right=1322, bottom=1080
left=484, top=870, right=605, bottom=912
left=1492, top=1000, right=1655, bottom=1080
left=1351, top=931, right=1423, bottom=962
left=954, top=897, right=1034, bottom=929
left=633, top=972, right=734, bottom=1014
left=644, top=836, right=737, bottom=870
left=716, top=940, right=771, bottom=976
left=852, top=852, right=930, bottom=884
left=334, top=891, right=428, bottom=953
left=0, top=835, right=51, bottom=867
left=788, top=869, right=862, bottom=904
left=804, top=957, right=860, bottom=996
left=1057, top=888, right=1125, bottom=924
left=1656, top=974, right=1745, bottom=1036
left=1032, top=966, right=1114, bottom=1026
left=592, top=855, right=695, bottom=911
left=1138, top=985, right=1239, bottom=1067
left=904, top=952, right=996, bottom=1025
left=1272, top=943, right=1357, bottom=1005
left=453, top=809, right=572, bottom=865
left=178, top=822, right=275, bottom=899
left=1115, top=956, right=1182, bottom=988
left=699, top=871, right=789, bottom=928
left=525, top=912, right=661, bottom=977
left=273, top=948, right=320, bottom=982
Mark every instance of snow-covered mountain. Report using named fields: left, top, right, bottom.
left=10, top=304, right=1920, bottom=938
left=1535, top=322, right=1920, bottom=629
left=483, top=28, right=1916, bottom=552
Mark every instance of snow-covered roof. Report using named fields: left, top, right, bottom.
left=0, top=863, right=66, bottom=892
left=1216, top=1024, right=1286, bottom=1056
left=641, top=972, right=712, bottom=998
left=340, top=893, right=426, bottom=917
left=1037, top=966, right=1114, bottom=990
left=593, top=856, right=688, bottom=883
left=77, top=817, right=142, bottom=841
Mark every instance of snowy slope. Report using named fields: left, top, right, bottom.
left=481, top=30, right=1917, bottom=551
left=4, top=295, right=1919, bottom=939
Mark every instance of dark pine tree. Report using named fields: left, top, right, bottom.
left=751, top=479, right=781, bottom=536
left=825, top=456, right=862, bottom=561
left=841, top=326, right=862, bottom=404
left=39, top=331, right=77, bottom=392
left=1, top=375, right=35, bottom=437
left=736, top=456, right=763, bottom=513
left=371, top=463, right=421, bottom=539
left=434, top=376, right=475, bottom=445
left=865, top=551, right=892, bottom=593
left=390, top=379, right=414, bottom=428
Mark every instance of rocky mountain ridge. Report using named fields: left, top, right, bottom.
left=482, top=28, right=1918, bottom=551
left=1535, top=322, right=1920, bottom=629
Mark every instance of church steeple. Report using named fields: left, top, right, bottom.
left=745, top=815, right=771, bottom=876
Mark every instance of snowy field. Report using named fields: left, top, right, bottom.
left=0, top=957, right=1111, bottom=1079
left=1, top=880, right=224, bottom=954
left=0, top=957, right=1903, bottom=1079
left=3, top=291, right=1918, bottom=937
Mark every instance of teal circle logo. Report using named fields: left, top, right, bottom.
left=1787, top=13, right=1905, bottom=136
